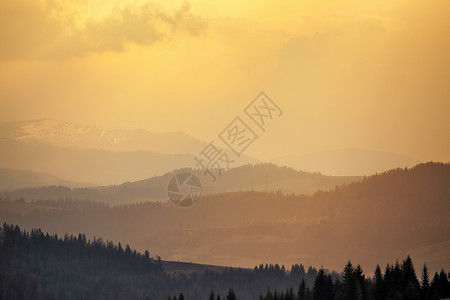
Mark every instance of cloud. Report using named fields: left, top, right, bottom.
left=0, top=0, right=208, bottom=60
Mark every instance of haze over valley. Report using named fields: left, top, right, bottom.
left=1, top=0, right=449, bottom=298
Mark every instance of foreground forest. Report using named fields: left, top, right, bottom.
left=1, top=223, right=449, bottom=300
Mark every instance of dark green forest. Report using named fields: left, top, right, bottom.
left=1, top=223, right=449, bottom=300
left=256, top=259, right=450, bottom=300
left=0, top=222, right=321, bottom=300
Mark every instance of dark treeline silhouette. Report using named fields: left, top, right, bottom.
left=2, top=223, right=450, bottom=300
left=0, top=222, right=320, bottom=300
left=257, top=258, right=450, bottom=300
left=0, top=222, right=164, bottom=300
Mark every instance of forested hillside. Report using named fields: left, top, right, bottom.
left=1, top=163, right=448, bottom=272
left=0, top=223, right=321, bottom=300
left=1, top=223, right=449, bottom=300
left=0, top=164, right=360, bottom=205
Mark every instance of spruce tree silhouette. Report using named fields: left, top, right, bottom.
left=226, top=289, right=236, bottom=300
left=420, top=264, right=430, bottom=300
left=374, top=265, right=385, bottom=300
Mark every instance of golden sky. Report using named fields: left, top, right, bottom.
left=0, top=0, right=449, bottom=162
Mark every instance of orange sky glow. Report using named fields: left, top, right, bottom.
left=1, top=0, right=449, bottom=162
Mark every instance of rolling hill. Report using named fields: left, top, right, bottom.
left=0, top=163, right=361, bottom=205
left=272, top=149, right=420, bottom=176
left=1, top=162, right=448, bottom=274
left=0, top=168, right=94, bottom=191
left=0, top=139, right=195, bottom=185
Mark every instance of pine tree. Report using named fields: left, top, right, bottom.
left=325, top=273, right=335, bottom=300
left=125, top=244, right=131, bottom=255
left=313, top=268, right=326, bottom=300
left=342, top=261, right=361, bottom=300
left=374, top=265, right=385, bottom=300
left=265, top=289, right=274, bottom=300
left=420, top=264, right=430, bottom=300
left=179, top=292, right=185, bottom=300
left=117, top=242, right=123, bottom=254
left=430, top=272, right=440, bottom=299
left=209, top=289, right=216, bottom=300
left=438, top=269, right=449, bottom=298
left=285, top=287, right=295, bottom=300
left=355, top=265, right=366, bottom=300
left=312, top=268, right=333, bottom=300
left=297, top=278, right=307, bottom=300
left=403, top=256, right=418, bottom=283
left=305, top=286, right=312, bottom=300
left=387, top=261, right=402, bottom=299
left=402, top=256, right=420, bottom=300
left=274, top=289, right=280, bottom=300
left=226, top=289, right=236, bottom=300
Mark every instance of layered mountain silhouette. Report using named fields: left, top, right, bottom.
left=0, top=119, right=258, bottom=184
left=1, top=162, right=448, bottom=274
left=0, top=168, right=93, bottom=191
left=0, top=164, right=361, bottom=205
left=0, top=120, right=422, bottom=186
left=0, top=119, right=206, bottom=153
left=272, top=149, right=420, bottom=176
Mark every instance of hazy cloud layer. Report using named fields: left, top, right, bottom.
left=0, top=0, right=208, bottom=59
left=0, top=0, right=449, bottom=162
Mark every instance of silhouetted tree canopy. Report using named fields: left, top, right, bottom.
left=1, top=222, right=449, bottom=300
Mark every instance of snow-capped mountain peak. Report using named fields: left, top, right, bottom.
left=0, top=119, right=205, bottom=154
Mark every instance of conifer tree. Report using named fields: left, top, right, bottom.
left=420, top=264, right=430, bottom=300
left=374, top=265, right=385, bottom=300
left=355, top=265, right=366, bottom=300
left=285, top=287, right=295, bottom=300
left=209, top=289, right=216, bottom=300
left=313, top=268, right=333, bottom=300
left=226, top=288, right=236, bottom=300
left=297, top=278, right=307, bottom=300
left=342, top=261, right=361, bottom=300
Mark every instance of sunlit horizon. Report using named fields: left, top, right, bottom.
left=1, top=0, right=450, bottom=163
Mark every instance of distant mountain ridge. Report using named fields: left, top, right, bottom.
left=0, top=139, right=196, bottom=185
left=1, top=162, right=448, bottom=274
left=272, top=149, right=420, bottom=176
left=0, top=119, right=259, bottom=184
left=0, top=168, right=94, bottom=191
left=0, top=119, right=206, bottom=154
left=0, top=163, right=361, bottom=205
left=0, top=119, right=424, bottom=183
